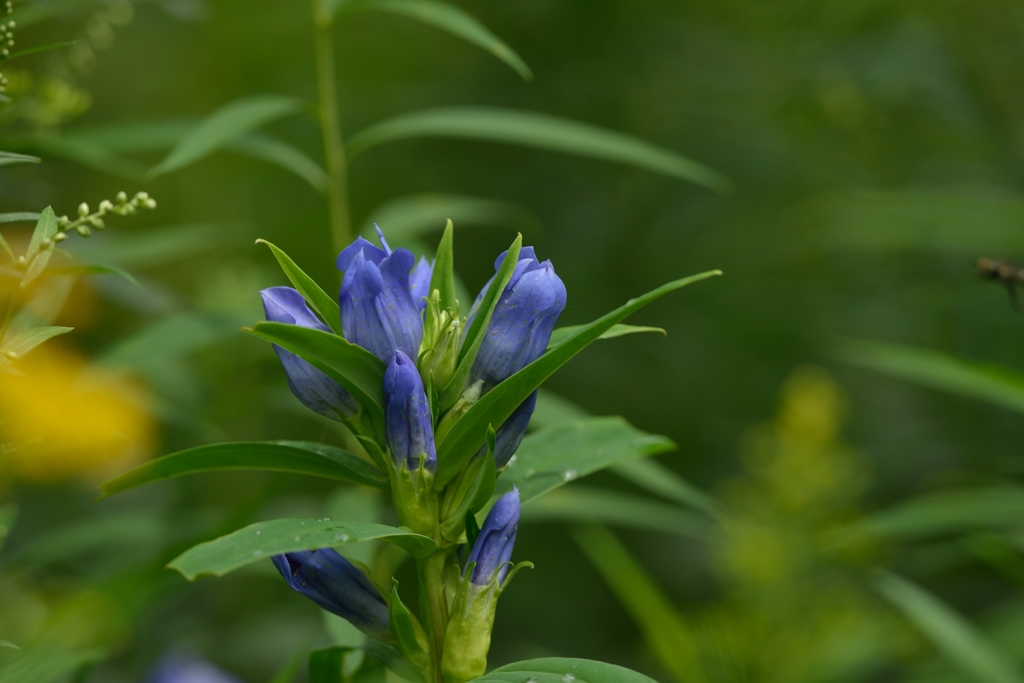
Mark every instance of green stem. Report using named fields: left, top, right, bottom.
left=417, top=550, right=450, bottom=683
left=311, top=0, right=353, bottom=254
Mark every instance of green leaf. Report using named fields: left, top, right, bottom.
left=23, top=206, right=57, bottom=267
left=522, top=486, right=710, bottom=538
left=257, top=240, right=343, bottom=334
left=149, top=95, right=306, bottom=177
left=336, top=0, right=531, bottom=80
left=348, top=108, right=731, bottom=193
left=168, top=519, right=436, bottom=579
left=269, top=650, right=305, bottom=683
left=610, top=458, right=723, bottom=518
left=0, top=641, right=17, bottom=650
left=1, top=511, right=165, bottom=568
left=2, top=41, right=75, bottom=63
left=570, top=525, right=703, bottom=683
left=248, top=322, right=385, bottom=434
left=430, top=219, right=456, bottom=312
left=0, top=645, right=103, bottom=683
left=547, top=324, right=666, bottom=349
left=361, top=193, right=541, bottom=245
left=14, top=135, right=146, bottom=179
left=835, top=487, right=1024, bottom=544
left=0, top=503, right=16, bottom=555
left=308, top=647, right=345, bottom=683
left=389, top=580, right=429, bottom=672
left=435, top=270, right=720, bottom=489
left=473, top=658, right=660, bottom=683
left=832, top=338, right=1024, bottom=415
left=98, top=312, right=240, bottom=372
left=439, top=234, right=522, bottom=410
left=101, top=441, right=385, bottom=498
left=0, top=325, right=73, bottom=369
left=0, top=212, right=41, bottom=224
left=874, top=572, right=1024, bottom=683
left=0, top=150, right=41, bottom=166
left=228, top=134, right=328, bottom=192
left=47, top=264, right=141, bottom=287
left=363, top=641, right=424, bottom=683
left=498, top=417, right=675, bottom=504
left=71, top=223, right=246, bottom=269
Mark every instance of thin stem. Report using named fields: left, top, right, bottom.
left=417, top=550, right=450, bottom=683
left=311, top=0, right=353, bottom=255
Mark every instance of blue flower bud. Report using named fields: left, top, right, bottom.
left=337, top=227, right=423, bottom=362
left=149, top=656, right=242, bottom=683
left=469, top=247, right=567, bottom=392
left=487, top=390, right=537, bottom=469
left=384, top=350, right=437, bottom=472
left=272, top=548, right=391, bottom=641
left=409, top=255, right=433, bottom=312
left=466, top=488, right=520, bottom=585
left=261, top=286, right=359, bottom=420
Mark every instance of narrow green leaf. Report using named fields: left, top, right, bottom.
left=2, top=41, right=75, bottom=63
left=257, top=240, right=343, bottom=334
left=430, top=220, right=456, bottom=312
left=25, top=207, right=57, bottom=262
left=611, top=458, right=723, bottom=518
left=0, top=645, right=103, bottom=683
left=0, top=325, right=73, bottom=369
left=16, top=135, right=146, bottom=179
left=474, top=658, right=660, bottom=683
left=0, top=150, right=41, bottom=166
left=101, top=441, right=385, bottom=498
left=0, top=641, right=17, bottom=650
left=48, top=264, right=141, bottom=287
left=71, top=223, right=246, bottom=269
left=571, top=525, right=704, bottom=683
left=834, top=487, right=1024, bottom=545
left=0, top=212, right=41, bottom=224
left=439, top=234, right=521, bottom=409
left=248, top=322, right=385, bottom=434
left=547, top=324, right=666, bottom=349
left=874, top=572, right=1024, bottom=683
left=389, top=580, right=429, bottom=671
left=523, top=487, right=710, bottom=538
left=2, top=512, right=165, bottom=568
left=498, top=417, right=675, bottom=504
left=348, top=108, right=731, bottom=193
left=361, top=193, right=541, bottom=245
left=435, top=270, right=721, bottom=488
left=149, top=95, right=306, bottom=177
left=169, top=519, right=437, bottom=579
left=832, top=338, right=1024, bottom=416
left=337, top=0, right=531, bottom=80
left=308, top=647, right=346, bottom=683
left=228, top=134, right=328, bottom=192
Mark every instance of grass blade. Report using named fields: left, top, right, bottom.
left=348, top=107, right=731, bottom=193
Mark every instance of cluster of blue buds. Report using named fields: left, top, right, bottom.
left=258, top=224, right=563, bottom=682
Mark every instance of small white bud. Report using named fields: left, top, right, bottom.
left=134, top=191, right=149, bottom=201
left=115, top=191, right=128, bottom=203
left=99, top=199, right=113, bottom=211
left=77, top=202, right=89, bottom=217
left=52, top=232, right=67, bottom=242
left=2, top=350, right=17, bottom=361
left=76, top=225, right=91, bottom=237
left=143, top=198, right=156, bottom=209
left=57, top=215, right=69, bottom=227
left=41, top=237, right=51, bottom=247
left=90, top=217, right=105, bottom=229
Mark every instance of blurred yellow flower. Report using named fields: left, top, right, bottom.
left=0, top=345, right=152, bottom=482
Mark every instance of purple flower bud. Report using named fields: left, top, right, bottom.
left=409, top=255, right=433, bottom=312
left=337, top=227, right=423, bottom=362
left=261, top=287, right=359, bottom=420
left=384, top=350, right=437, bottom=472
left=148, top=656, right=242, bottom=683
left=272, top=548, right=391, bottom=641
left=485, top=390, right=537, bottom=469
left=466, top=488, right=520, bottom=586
left=468, top=247, right=567, bottom=392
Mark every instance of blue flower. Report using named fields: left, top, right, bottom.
left=273, top=548, right=391, bottom=641
left=384, top=350, right=437, bottom=472
left=409, top=255, right=433, bottom=312
left=337, top=227, right=423, bottom=362
left=261, top=286, right=359, bottom=420
left=466, top=488, right=520, bottom=586
left=468, top=247, right=567, bottom=392
left=487, top=390, right=537, bottom=469
left=148, top=656, right=243, bottom=683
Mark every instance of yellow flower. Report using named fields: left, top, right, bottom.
left=0, top=345, right=152, bottom=482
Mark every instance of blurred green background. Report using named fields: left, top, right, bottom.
left=5, top=1, right=1024, bottom=681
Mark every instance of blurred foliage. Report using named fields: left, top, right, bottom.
left=3, top=0, right=1024, bottom=681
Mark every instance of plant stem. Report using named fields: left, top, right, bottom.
left=311, top=0, right=353, bottom=255
left=417, top=550, right=450, bottom=683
